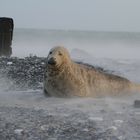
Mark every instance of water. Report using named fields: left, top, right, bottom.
left=12, top=28, right=140, bottom=59
left=11, top=28, right=140, bottom=82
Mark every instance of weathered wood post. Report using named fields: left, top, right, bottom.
left=0, top=17, right=14, bottom=56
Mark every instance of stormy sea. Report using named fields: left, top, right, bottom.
left=0, top=29, right=140, bottom=140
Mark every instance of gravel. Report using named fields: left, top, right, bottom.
left=0, top=56, right=47, bottom=90
left=0, top=106, right=125, bottom=140
left=0, top=56, right=110, bottom=91
left=0, top=56, right=140, bottom=140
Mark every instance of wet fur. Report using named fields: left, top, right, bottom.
left=44, top=46, right=139, bottom=97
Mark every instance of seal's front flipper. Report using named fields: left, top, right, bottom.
left=43, top=88, right=51, bottom=97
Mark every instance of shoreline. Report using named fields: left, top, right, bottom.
left=0, top=56, right=140, bottom=140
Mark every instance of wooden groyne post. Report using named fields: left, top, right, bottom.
left=0, top=17, right=14, bottom=56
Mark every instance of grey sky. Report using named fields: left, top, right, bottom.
left=1, top=0, right=140, bottom=32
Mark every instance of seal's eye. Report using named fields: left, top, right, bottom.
left=58, top=52, right=62, bottom=56
left=49, top=51, right=52, bottom=55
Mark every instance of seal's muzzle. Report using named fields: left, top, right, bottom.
left=48, top=57, right=56, bottom=65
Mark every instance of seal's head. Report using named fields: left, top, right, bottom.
left=47, top=46, right=71, bottom=69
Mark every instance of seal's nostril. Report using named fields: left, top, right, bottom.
left=48, top=58, right=56, bottom=65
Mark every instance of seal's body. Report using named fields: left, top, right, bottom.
left=44, top=46, right=140, bottom=97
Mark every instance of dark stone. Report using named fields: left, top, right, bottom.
left=134, top=100, right=140, bottom=108
left=0, top=17, right=14, bottom=56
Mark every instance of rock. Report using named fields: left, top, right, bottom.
left=107, top=126, right=118, bottom=131
left=115, top=111, right=123, bottom=115
left=134, top=112, right=140, bottom=115
left=40, top=125, right=48, bottom=131
left=118, top=136, right=124, bottom=140
left=82, top=128, right=89, bottom=132
left=14, top=129, right=24, bottom=135
left=134, top=100, right=140, bottom=108
left=100, top=109, right=106, bottom=113
left=113, top=120, right=123, bottom=127
left=7, top=62, right=13, bottom=65
left=88, top=117, right=103, bottom=121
